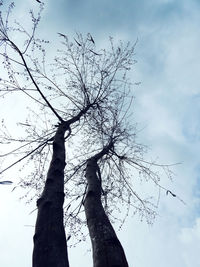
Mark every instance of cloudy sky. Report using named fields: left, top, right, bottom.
left=0, top=0, right=200, bottom=266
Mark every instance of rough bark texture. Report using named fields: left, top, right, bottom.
left=32, top=123, right=69, bottom=267
left=84, top=157, right=129, bottom=267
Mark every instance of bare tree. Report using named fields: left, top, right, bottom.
left=0, top=2, right=148, bottom=266
left=61, top=64, right=179, bottom=266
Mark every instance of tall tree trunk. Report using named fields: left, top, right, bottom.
left=32, top=123, right=69, bottom=267
left=84, top=158, right=129, bottom=267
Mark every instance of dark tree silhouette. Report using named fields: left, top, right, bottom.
left=33, top=122, right=70, bottom=267
left=84, top=141, right=129, bottom=267
left=0, top=2, right=179, bottom=267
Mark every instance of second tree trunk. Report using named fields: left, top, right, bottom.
left=84, top=158, right=129, bottom=267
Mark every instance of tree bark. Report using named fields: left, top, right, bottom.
left=84, top=157, right=129, bottom=267
left=32, top=123, right=69, bottom=267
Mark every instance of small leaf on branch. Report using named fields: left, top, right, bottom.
left=0, top=180, right=13, bottom=185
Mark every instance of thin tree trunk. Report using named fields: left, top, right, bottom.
left=32, top=123, right=69, bottom=267
left=84, top=157, right=129, bottom=267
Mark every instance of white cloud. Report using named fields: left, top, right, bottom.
left=179, top=218, right=200, bottom=267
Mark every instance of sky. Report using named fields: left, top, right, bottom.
left=0, top=0, right=200, bottom=266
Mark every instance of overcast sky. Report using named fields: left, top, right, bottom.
left=0, top=0, right=200, bottom=266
